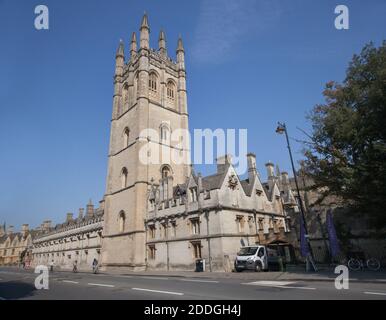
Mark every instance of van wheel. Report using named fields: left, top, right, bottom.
left=235, top=267, right=243, bottom=273
left=255, top=262, right=262, bottom=272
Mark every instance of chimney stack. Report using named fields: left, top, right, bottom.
left=281, top=171, right=289, bottom=185
left=86, top=200, right=94, bottom=217
left=78, top=208, right=84, bottom=220
left=66, top=213, right=73, bottom=223
left=265, top=162, right=275, bottom=178
left=216, top=154, right=232, bottom=173
left=21, top=224, right=29, bottom=237
left=247, top=153, right=257, bottom=182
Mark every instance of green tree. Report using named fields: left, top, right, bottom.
left=303, top=41, right=386, bottom=230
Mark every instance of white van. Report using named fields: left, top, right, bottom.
left=234, top=245, right=278, bottom=272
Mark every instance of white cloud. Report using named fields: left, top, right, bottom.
left=192, top=0, right=282, bottom=64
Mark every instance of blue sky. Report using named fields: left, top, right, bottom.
left=0, top=0, right=385, bottom=229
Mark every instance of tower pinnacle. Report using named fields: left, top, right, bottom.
left=158, top=30, right=167, bottom=57
left=130, top=32, right=137, bottom=59
left=139, top=13, right=150, bottom=49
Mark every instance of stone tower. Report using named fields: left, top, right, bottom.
left=101, top=14, right=191, bottom=271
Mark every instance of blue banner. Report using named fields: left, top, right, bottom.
left=326, top=210, right=340, bottom=257
left=300, top=216, right=309, bottom=257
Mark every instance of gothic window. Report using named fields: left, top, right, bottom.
left=148, top=225, right=156, bottom=239
left=166, top=81, right=175, bottom=100
left=171, top=221, right=177, bottom=238
left=123, top=127, right=130, bottom=148
left=148, top=245, right=156, bottom=260
left=160, top=124, right=170, bottom=142
left=121, top=167, right=128, bottom=189
left=161, top=223, right=167, bottom=239
left=236, top=215, right=245, bottom=233
left=122, top=84, right=129, bottom=105
left=190, top=188, right=198, bottom=202
left=191, top=241, right=202, bottom=259
left=161, top=165, right=171, bottom=178
left=190, top=218, right=200, bottom=235
left=149, top=72, right=157, bottom=92
left=119, top=211, right=126, bottom=233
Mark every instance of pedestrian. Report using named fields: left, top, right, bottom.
left=92, top=258, right=99, bottom=274
left=49, top=260, right=54, bottom=272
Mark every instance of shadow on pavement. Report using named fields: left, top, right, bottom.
left=0, top=281, right=36, bottom=300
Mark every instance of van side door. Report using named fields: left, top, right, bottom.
left=257, top=247, right=267, bottom=270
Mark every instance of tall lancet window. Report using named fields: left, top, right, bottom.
left=119, top=211, right=126, bottom=233
left=123, top=128, right=130, bottom=148
left=121, top=167, right=128, bottom=189
left=122, top=84, right=129, bottom=106
left=149, top=72, right=157, bottom=92
left=160, top=124, right=170, bottom=142
left=166, top=81, right=175, bottom=100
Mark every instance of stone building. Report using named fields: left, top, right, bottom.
left=0, top=224, right=34, bottom=266
left=100, top=14, right=299, bottom=272
left=32, top=201, right=104, bottom=271
left=24, top=14, right=301, bottom=272
left=145, top=155, right=298, bottom=271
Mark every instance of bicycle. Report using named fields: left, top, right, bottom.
left=347, top=252, right=380, bottom=271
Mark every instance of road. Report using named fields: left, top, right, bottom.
left=1, top=267, right=386, bottom=300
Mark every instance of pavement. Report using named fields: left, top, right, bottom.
left=1, top=266, right=386, bottom=300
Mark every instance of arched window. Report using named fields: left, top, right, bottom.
left=149, top=72, right=157, bottom=92
left=121, top=167, right=128, bottom=189
left=160, top=124, right=169, bottom=142
left=166, top=81, right=175, bottom=100
left=119, top=211, right=126, bottom=233
left=161, top=165, right=171, bottom=179
left=122, top=84, right=129, bottom=104
left=123, top=128, right=130, bottom=148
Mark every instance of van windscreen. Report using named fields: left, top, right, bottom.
left=237, top=247, right=258, bottom=256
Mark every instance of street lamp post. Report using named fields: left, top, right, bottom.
left=276, top=122, right=316, bottom=271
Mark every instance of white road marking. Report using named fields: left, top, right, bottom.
left=132, top=287, right=184, bottom=296
left=181, top=279, right=219, bottom=283
left=272, top=285, right=316, bottom=290
left=364, top=291, right=386, bottom=296
left=243, top=281, right=295, bottom=286
left=242, top=280, right=316, bottom=290
left=88, top=283, right=115, bottom=288
left=62, top=280, right=79, bottom=284
left=140, top=276, right=169, bottom=280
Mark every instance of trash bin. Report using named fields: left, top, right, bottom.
left=195, top=259, right=204, bottom=272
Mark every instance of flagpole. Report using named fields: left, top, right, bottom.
left=276, top=122, right=316, bottom=270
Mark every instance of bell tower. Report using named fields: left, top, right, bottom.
left=101, top=14, right=191, bottom=271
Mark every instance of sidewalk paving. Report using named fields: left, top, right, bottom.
left=109, top=267, right=386, bottom=284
